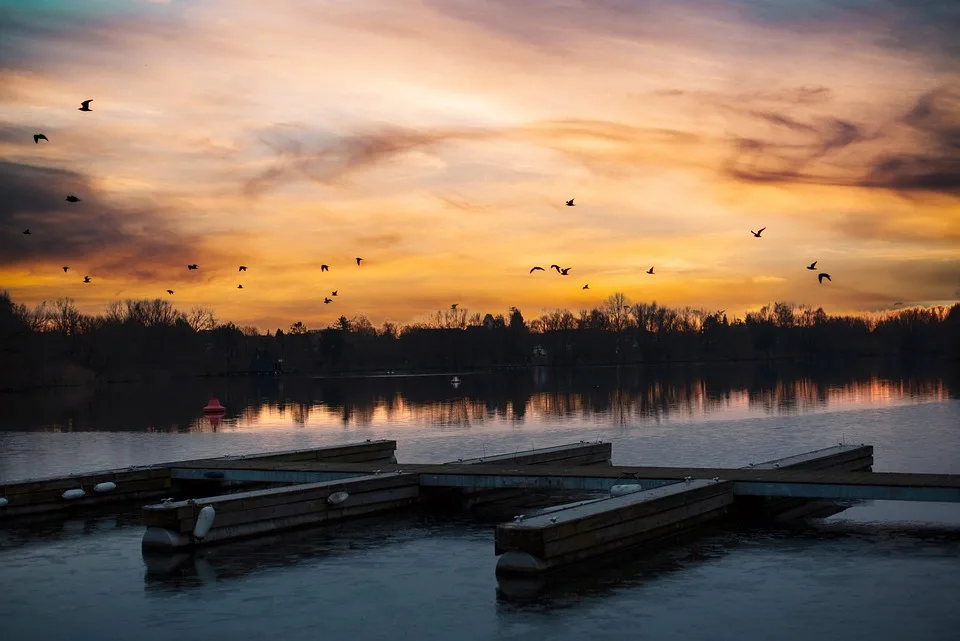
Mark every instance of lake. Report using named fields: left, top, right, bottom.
left=1, top=361, right=959, bottom=641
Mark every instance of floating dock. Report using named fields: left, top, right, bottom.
left=493, top=444, right=870, bottom=575
left=142, top=441, right=612, bottom=549
left=0, top=440, right=397, bottom=518
left=3, top=439, right=958, bottom=579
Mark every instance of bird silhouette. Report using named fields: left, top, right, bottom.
left=332, top=290, right=338, bottom=296
left=550, top=264, right=561, bottom=273
left=565, top=198, right=575, bottom=206
left=583, top=284, right=589, bottom=289
left=324, top=297, right=332, bottom=304
left=529, top=266, right=544, bottom=273
left=356, top=257, right=363, bottom=266
left=22, top=229, right=30, bottom=235
left=83, top=276, right=91, bottom=283
left=807, top=261, right=817, bottom=270
left=62, top=266, right=69, bottom=272
left=239, top=265, right=247, bottom=272
left=818, top=273, right=831, bottom=284
left=237, top=284, right=243, bottom=289
left=560, top=267, right=571, bottom=275
left=751, top=227, right=766, bottom=238
left=647, top=267, right=655, bottom=274
left=167, top=289, right=174, bottom=295
left=894, top=301, right=904, bottom=307
left=34, top=134, right=48, bottom=144
left=321, top=264, right=329, bottom=272
left=187, top=264, right=198, bottom=270
left=65, top=195, right=80, bottom=203
left=79, top=99, right=93, bottom=111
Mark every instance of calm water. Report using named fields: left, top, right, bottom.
left=1, top=362, right=959, bottom=641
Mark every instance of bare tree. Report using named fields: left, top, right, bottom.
left=603, top=293, right=632, bottom=333
left=49, top=298, right=82, bottom=335
left=187, top=306, right=218, bottom=332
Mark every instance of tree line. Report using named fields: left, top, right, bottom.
left=1, top=290, right=957, bottom=390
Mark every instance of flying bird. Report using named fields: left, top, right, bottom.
left=356, top=257, right=363, bottom=266
left=332, top=290, right=338, bottom=296
left=550, top=264, right=561, bottom=273
left=647, top=267, right=655, bottom=274
left=565, top=198, right=575, bottom=206
left=22, top=229, right=30, bottom=235
left=34, top=134, right=48, bottom=144
left=65, top=195, right=80, bottom=202
left=62, top=266, right=69, bottom=272
left=324, top=297, right=332, bottom=304
left=83, top=276, right=91, bottom=283
left=239, top=265, right=247, bottom=272
left=167, top=290, right=174, bottom=295
left=807, top=261, right=817, bottom=270
left=187, top=264, right=198, bottom=270
left=559, top=267, right=571, bottom=275
left=583, top=284, right=589, bottom=290
left=237, top=284, right=243, bottom=289
left=321, top=264, right=329, bottom=272
left=818, top=273, right=831, bottom=284
left=529, top=266, right=544, bottom=273
left=751, top=227, right=766, bottom=238
left=79, top=99, right=93, bottom=111
left=451, top=303, right=458, bottom=310
left=894, top=301, right=904, bottom=307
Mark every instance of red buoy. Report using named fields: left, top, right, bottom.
left=203, top=396, right=226, bottom=414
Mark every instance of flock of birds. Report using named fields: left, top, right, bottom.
left=21, top=99, right=364, bottom=306
left=19, top=99, right=835, bottom=317
left=527, top=209, right=833, bottom=293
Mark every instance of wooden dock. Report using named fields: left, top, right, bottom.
left=0, top=440, right=397, bottom=518
left=141, top=441, right=613, bottom=549
left=493, top=444, right=872, bottom=575
left=3, top=438, right=958, bottom=578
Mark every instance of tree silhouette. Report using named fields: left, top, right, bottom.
left=0, top=289, right=955, bottom=391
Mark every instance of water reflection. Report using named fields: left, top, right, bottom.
left=141, top=514, right=453, bottom=593
left=0, top=361, right=952, bottom=434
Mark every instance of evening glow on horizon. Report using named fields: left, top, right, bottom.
left=1, top=0, right=958, bottom=330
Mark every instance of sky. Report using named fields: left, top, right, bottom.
left=0, top=0, right=958, bottom=330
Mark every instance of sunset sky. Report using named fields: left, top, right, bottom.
left=1, top=0, right=958, bottom=330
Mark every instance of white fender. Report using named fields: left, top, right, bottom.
left=610, top=484, right=644, bottom=497
left=327, top=491, right=349, bottom=505
left=94, top=482, right=117, bottom=493
left=193, top=505, right=216, bottom=540
left=62, top=488, right=86, bottom=500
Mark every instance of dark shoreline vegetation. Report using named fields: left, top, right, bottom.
left=1, top=290, right=957, bottom=392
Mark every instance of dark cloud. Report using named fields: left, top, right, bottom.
left=723, top=116, right=865, bottom=187
left=858, top=85, right=960, bottom=194
left=242, top=126, right=494, bottom=197
left=0, top=122, right=36, bottom=145
left=427, top=0, right=960, bottom=63
left=724, top=85, right=960, bottom=196
left=751, top=111, right=817, bottom=133
left=0, top=160, right=216, bottom=281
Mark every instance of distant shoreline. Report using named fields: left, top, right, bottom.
left=3, top=354, right=954, bottom=394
